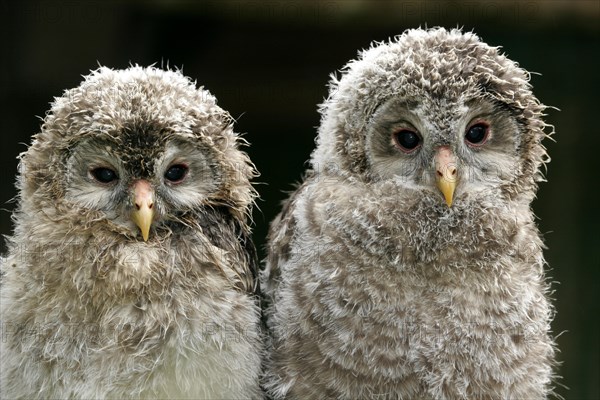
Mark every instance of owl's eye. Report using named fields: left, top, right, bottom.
left=90, top=167, right=118, bottom=184
left=465, top=122, right=490, bottom=146
left=393, top=129, right=421, bottom=153
left=164, top=164, right=188, bottom=183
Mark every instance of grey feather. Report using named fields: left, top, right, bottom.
left=0, top=66, right=263, bottom=399
left=262, top=28, right=557, bottom=399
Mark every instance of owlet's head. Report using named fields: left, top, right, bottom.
left=312, top=28, right=550, bottom=207
left=18, top=66, right=257, bottom=242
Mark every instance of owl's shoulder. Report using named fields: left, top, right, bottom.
left=261, top=181, right=306, bottom=298
left=171, top=206, right=259, bottom=296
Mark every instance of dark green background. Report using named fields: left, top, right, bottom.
left=1, top=1, right=598, bottom=398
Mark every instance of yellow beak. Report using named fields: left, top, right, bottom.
left=435, top=146, right=458, bottom=207
left=131, top=180, right=154, bottom=241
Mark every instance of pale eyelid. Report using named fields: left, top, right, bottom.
left=388, top=118, right=419, bottom=130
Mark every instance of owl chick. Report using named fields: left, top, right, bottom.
left=0, top=66, right=263, bottom=399
left=262, top=28, right=556, bottom=399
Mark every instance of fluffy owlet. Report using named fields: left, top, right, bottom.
left=0, top=66, right=263, bottom=399
left=262, top=28, right=556, bottom=399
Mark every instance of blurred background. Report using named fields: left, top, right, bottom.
left=1, top=1, right=598, bottom=398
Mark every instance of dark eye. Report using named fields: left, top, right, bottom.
left=393, top=129, right=421, bottom=153
left=465, top=122, right=490, bottom=146
left=91, top=167, right=118, bottom=183
left=164, top=164, right=188, bottom=183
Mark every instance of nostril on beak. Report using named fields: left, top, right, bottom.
left=437, top=167, right=457, bottom=179
left=135, top=202, right=153, bottom=211
left=437, top=165, right=457, bottom=180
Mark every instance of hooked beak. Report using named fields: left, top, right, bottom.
left=131, top=180, right=154, bottom=241
left=435, top=146, right=458, bottom=207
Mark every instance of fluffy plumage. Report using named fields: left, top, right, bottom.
left=262, top=28, right=556, bottom=399
left=0, top=66, right=263, bottom=399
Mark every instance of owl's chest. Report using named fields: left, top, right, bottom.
left=38, top=241, right=262, bottom=398
left=301, top=245, right=540, bottom=374
left=317, top=190, right=520, bottom=268
left=77, top=290, right=261, bottom=398
left=137, top=312, right=261, bottom=399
